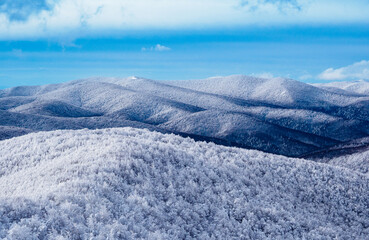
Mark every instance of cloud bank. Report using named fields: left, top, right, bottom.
left=1, top=0, right=369, bottom=40
left=318, top=60, right=369, bottom=81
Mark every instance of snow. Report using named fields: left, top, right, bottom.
left=0, top=127, right=368, bottom=239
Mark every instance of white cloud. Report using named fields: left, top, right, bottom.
left=154, top=44, right=171, bottom=51
left=141, top=44, right=171, bottom=52
left=318, top=60, right=369, bottom=81
left=1, top=0, right=369, bottom=40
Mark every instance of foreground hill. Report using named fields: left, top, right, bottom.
left=1, top=75, right=369, bottom=157
left=0, top=128, right=367, bottom=239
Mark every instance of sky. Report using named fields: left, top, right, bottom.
left=0, top=0, right=369, bottom=88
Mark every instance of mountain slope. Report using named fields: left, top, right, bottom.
left=10, top=100, right=102, bottom=118
left=159, top=109, right=338, bottom=156
left=0, top=110, right=163, bottom=133
left=0, top=128, right=368, bottom=239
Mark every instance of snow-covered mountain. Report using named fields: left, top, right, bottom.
left=1, top=75, right=369, bottom=157
left=0, top=128, right=367, bottom=239
left=313, top=80, right=369, bottom=95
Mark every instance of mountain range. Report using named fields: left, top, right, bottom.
left=1, top=76, right=369, bottom=238
left=1, top=75, right=369, bottom=158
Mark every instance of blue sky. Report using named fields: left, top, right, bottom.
left=1, top=0, right=369, bottom=88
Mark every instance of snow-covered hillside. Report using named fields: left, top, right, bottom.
left=0, top=128, right=368, bottom=239
left=1, top=75, right=369, bottom=157
left=329, top=150, right=369, bottom=175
